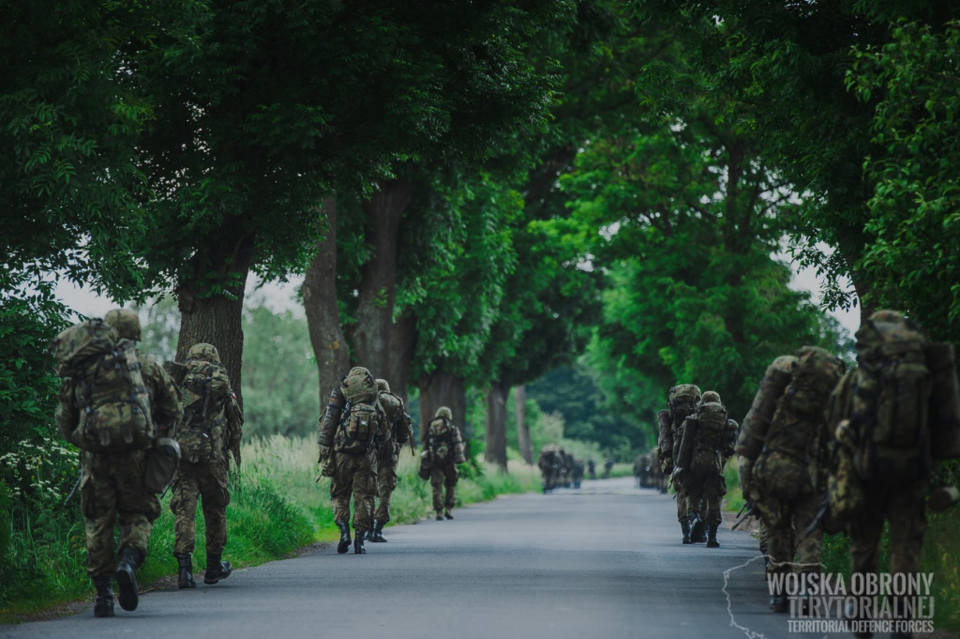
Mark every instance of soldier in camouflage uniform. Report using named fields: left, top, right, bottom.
left=675, top=391, right=736, bottom=547
left=740, top=347, right=843, bottom=612
left=658, top=384, right=701, bottom=543
left=424, top=406, right=465, bottom=520
left=367, top=379, right=412, bottom=543
left=169, top=343, right=243, bottom=589
left=538, top=445, right=562, bottom=493
left=318, top=367, right=389, bottom=553
left=56, top=309, right=182, bottom=617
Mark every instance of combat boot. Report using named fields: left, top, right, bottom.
left=92, top=576, right=114, bottom=618
left=444, top=510, right=454, bottom=520
left=769, top=591, right=789, bottom=613
left=706, top=524, right=720, bottom=548
left=681, top=520, right=692, bottom=544
left=203, top=552, right=232, bottom=584
left=336, top=521, right=351, bottom=554
left=370, top=520, right=386, bottom=543
left=366, top=520, right=378, bottom=542
left=175, top=553, right=196, bottom=589
left=436, top=511, right=443, bottom=521
left=354, top=531, right=366, bottom=554
left=115, top=546, right=141, bottom=612
left=688, top=513, right=706, bottom=544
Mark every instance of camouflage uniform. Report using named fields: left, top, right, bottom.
left=658, top=385, right=701, bottom=542
left=587, top=459, right=596, bottom=480
left=170, top=343, right=242, bottom=586
left=425, top=407, right=464, bottom=519
left=571, top=457, right=584, bottom=488
left=369, top=379, right=412, bottom=542
left=743, top=347, right=843, bottom=612
left=318, top=367, right=389, bottom=552
left=676, top=392, right=733, bottom=547
left=55, top=309, right=182, bottom=616
left=538, top=445, right=562, bottom=492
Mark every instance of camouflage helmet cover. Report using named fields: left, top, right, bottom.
left=187, top=343, right=220, bottom=363
left=435, top=406, right=453, bottom=420
left=103, top=308, right=141, bottom=341
left=376, top=378, right=390, bottom=392
left=868, top=309, right=906, bottom=324
left=701, top=390, right=721, bottom=404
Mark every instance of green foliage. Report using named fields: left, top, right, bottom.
left=849, top=20, right=960, bottom=340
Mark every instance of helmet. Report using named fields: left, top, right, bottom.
left=376, top=379, right=390, bottom=392
left=701, top=391, right=721, bottom=404
left=187, top=343, right=220, bottom=363
left=435, top=406, right=453, bottom=420
left=869, top=310, right=906, bottom=324
left=103, top=308, right=141, bottom=341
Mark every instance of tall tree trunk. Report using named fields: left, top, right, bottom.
left=175, top=230, right=256, bottom=408
left=485, top=381, right=508, bottom=472
left=514, top=385, right=532, bottom=465
left=387, top=311, right=417, bottom=405
left=352, top=178, right=412, bottom=377
left=418, top=372, right=466, bottom=443
left=303, top=197, right=350, bottom=406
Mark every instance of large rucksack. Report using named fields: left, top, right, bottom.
left=686, top=401, right=727, bottom=474
left=427, top=417, right=465, bottom=464
left=659, top=384, right=701, bottom=467
left=737, top=355, right=798, bottom=461
left=755, top=346, right=844, bottom=500
left=53, top=320, right=155, bottom=453
left=334, top=368, right=380, bottom=455
left=379, top=391, right=412, bottom=448
left=177, top=359, right=232, bottom=463
left=849, top=317, right=931, bottom=482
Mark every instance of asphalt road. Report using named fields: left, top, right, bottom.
left=2, top=477, right=854, bottom=639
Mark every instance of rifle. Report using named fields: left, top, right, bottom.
left=64, top=471, right=82, bottom=506
left=731, top=500, right=758, bottom=531
left=799, top=495, right=830, bottom=542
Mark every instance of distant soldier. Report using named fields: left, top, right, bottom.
left=170, top=343, right=244, bottom=589
left=423, top=406, right=466, bottom=520
left=603, top=457, right=614, bottom=478
left=658, top=384, right=701, bottom=543
left=740, top=347, right=843, bottom=611
left=633, top=454, right=644, bottom=488
left=538, top=445, right=561, bottom=492
left=587, top=458, right=597, bottom=480
left=571, top=457, right=585, bottom=488
left=55, top=309, right=182, bottom=617
left=675, top=391, right=735, bottom=547
left=368, top=379, right=413, bottom=542
left=827, top=312, right=960, bottom=636
left=318, top=367, right=388, bottom=553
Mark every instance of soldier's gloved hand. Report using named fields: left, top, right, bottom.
left=661, top=457, right=674, bottom=475
left=318, top=444, right=332, bottom=465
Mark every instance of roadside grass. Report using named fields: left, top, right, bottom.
left=1, top=435, right=539, bottom=623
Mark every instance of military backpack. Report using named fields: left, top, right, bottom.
left=754, top=346, right=844, bottom=500
left=52, top=320, right=155, bottom=453
left=426, top=417, right=465, bottom=464
left=177, top=359, right=232, bottom=463
left=334, top=368, right=380, bottom=455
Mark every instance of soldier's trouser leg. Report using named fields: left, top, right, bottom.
left=171, top=461, right=231, bottom=555
left=850, top=481, right=926, bottom=579
left=83, top=452, right=158, bottom=577
left=793, top=492, right=822, bottom=572
left=676, top=486, right=688, bottom=522
left=331, top=469, right=354, bottom=526
left=431, top=468, right=445, bottom=512
left=443, top=464, right=458, bottom=511
left=703, top=472, right=725, bottom=526
left=768, top=522, right=795, bottom=575
left=374, top=454, right=399, bottom=524
left=685, top=476, right=705, bottom=518
left=331, top=450, right=377, bottom=532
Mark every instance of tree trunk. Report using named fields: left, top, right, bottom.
left=514, top=385, right=532, bottom=465
left=418, top=372, right=466, bottom=443
left=352, top=178, right=412, bottom=378
left=303, top=197, right=350, bottom=406
left=175, top=230, right=256, bottom=408
left=387, top=311, right=417, bottom=405
left=485, top=381, right=508, bottom=472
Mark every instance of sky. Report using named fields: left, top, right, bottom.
left=54, top=257, right=861, bottom=337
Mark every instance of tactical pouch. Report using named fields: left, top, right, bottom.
left=143, top=438, right=181, bottom=493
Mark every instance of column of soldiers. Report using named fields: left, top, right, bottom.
left=537, top=445, right=585, bottom=492
left=732, top=311, right=960, bottom=639
left=633, top=450, right=667, bottom=492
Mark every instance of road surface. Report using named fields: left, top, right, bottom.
left=2, top=477, right=852, bottom=638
